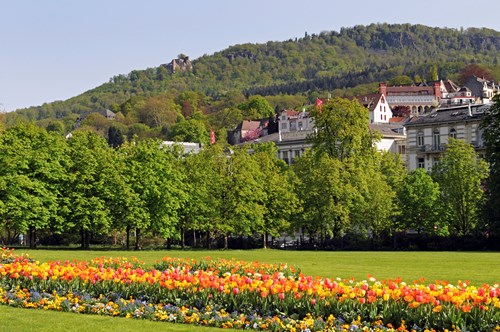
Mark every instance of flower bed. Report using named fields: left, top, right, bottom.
left=1, top=248, right=499, bottom=331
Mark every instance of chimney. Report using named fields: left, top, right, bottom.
left=379, top=82, right=387, bottom=96
left=433, top=82, right=441, bottom=101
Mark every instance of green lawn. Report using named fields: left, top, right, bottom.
left=0, top=305, right=225, bottom=332
left=17, top=248, right=500, bottom=284
left=3, top=249, right=500, bottom=331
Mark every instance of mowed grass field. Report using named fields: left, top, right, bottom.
left=2, top=249, right=500, bottom=332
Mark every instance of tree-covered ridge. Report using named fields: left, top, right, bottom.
left=7, top=23, right=500, bottom=138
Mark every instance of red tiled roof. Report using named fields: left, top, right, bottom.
left=389, top=117, right=405, bottom=123
left=386, top=86, right=434, bottom=95
left=282, top=110, right=300, bottom=117
left=241, top=120, right=261, bottom=131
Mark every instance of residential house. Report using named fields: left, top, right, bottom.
left=228, top=118, right=275, bottom=144
left=404, top=103, right=489, bottom=171
left=463, top=76, right=500, bottom=103
left=352, top=93, right=392, bottom=123
left=369, top=123, right=407, bottom=164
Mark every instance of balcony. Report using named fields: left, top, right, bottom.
left=417, top=144, right=445, bottom=153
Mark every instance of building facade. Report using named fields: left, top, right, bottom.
left=379, top=82, right=441, bottom=115
left=404, top=103, right=489, bottom=171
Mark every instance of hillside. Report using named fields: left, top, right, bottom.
left=7, top=23, right=500, bottom=138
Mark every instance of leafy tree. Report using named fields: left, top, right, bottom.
left=0, top=125, right=69, bottom=247
left=138, top=94, right=180, bottom=128
left=209, top=107, right=243, bottom=131
left=458, top=64, right=494, bottom=85
left=64, top=130, right=114, bottom=249
left=309, top=97, right=377, bottom=161
left=397, top=168, right=442, bottom=235
left=427, top=64, right=439, bottom=81
left=388, top=75, right=413, bottom=86
left=209, top=145, right=265, bottom=249
left=432, top=138, right=489, bottom=236
left=239, top=95, right=274, bottom=119
left=107, top=125, right=124, bottom=147
left=293, top=151, right=353, bottom=243
left=481, top=96, right=500, bottom=233
left=348, top=154, right=397, bottom=243
left=251, top=143, right=301, bottom=248
left=168, top=117, right=209, bottom=144
left=46, top=120, right=66, bottom=134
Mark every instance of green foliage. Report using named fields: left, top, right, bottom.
left=397, top=168, right=442, bottom=234
left=168, top=117, right=209, bottom=144
left=251, top=143, right=301, bottom=246
left=0, top=125, right=69, bottom=246
left=309, top=97, right=375, bottom=161
left=238, top=95, right=274, bottom=119
left=432, top=138, right=489, bottom=236
left=481, top=95, right=500, bottom=233
left=293, top=151, right=353, bottom=239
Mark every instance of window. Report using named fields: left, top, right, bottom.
left=298, top=121, right=303, bottom=130
left=433, top=129, right=440, bottom=149
left=417, top=131, right=424, bottom=146
left=449, top=128, right=457, bottom=139
left=398, top=145, right=406, bottom=155
left=290, top=121, right=297, bottom=131
left=418, top=157, right=425, bottom=168
left=282, top=151, right=289, bottom=164
left=281, top=122, right=287, bottom=130
left=433, top=157, right=440, bottom=167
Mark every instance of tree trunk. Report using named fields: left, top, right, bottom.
left=224, top=235, right=228, bottom=249
left=134, top=228, right=141, bottom=251
left=85, top=231, right=90, bottom=250
left=181, top=227, right=185, bottom=249
left=262, top=233, right=267, bottom=249
left=193, top=230, right=197, bottom=247
left=80, top=227, right=85, bottom=249
left=126, top=225, right=131, bottom=250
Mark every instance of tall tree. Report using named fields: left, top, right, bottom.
left=0, top=125, right=69, bottom=247
left=481, top=96, right=500, bottom=233
left=64, top=130, right=114, bottom=249
left=309, top=97, right=377, bottom=161
left=397, top=168, right=442, bottom=235
left=293, top=151, right=353, bottom=244
left=432, top=138, right=489, bottom=236
left=251, top=142, right=301, bottom=248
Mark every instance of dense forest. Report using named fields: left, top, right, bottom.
left=5, top=23, right=500, bottom=143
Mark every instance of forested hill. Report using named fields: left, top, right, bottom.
left=8, top=23, right=500, bottom=129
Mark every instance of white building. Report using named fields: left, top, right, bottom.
left=404, top=103, right=489, bottom=171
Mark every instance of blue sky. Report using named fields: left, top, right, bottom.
left=2, top=0, right=500, bottom=112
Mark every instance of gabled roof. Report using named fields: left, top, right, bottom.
left=351, top=93, right=386, bottom=112
left=369, top=123, right=406, bottom=138
left=443, top=79, right=461, bottom=93
left=241, top=120, right=261, bottom=131
left=389, top=116, right=406, bottom=123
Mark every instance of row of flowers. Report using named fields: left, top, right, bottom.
left=1, top=248, right=500, bottom=331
